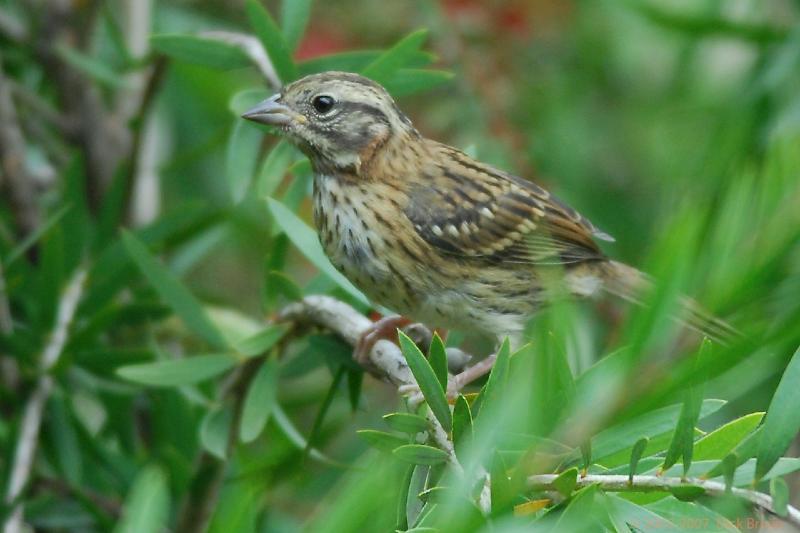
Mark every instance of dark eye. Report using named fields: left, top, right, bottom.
left=312, top=95, right=336, bottom=114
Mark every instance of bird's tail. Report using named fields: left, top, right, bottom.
left=601, top=260, right=739, bottom=344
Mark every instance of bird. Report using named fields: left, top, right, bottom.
left=242, top=71, right=735, bottom=388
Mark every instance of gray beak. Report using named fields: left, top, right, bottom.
left=241, top=94, right=293, bottom=125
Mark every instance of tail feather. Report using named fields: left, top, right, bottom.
left=601, top=261, right=739, bottom=345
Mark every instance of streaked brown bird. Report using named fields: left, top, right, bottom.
left=243, top=71, right=734, bottom=386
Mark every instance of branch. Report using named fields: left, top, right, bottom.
left=0, top=53, right=41, bottom=239
left=3, top=266, right=87, bottom=533
left=279, top=295, right=491, bottom=513
left=528, top=474, right=800, bottom=528
left=201, top=31, right=282, bottom=91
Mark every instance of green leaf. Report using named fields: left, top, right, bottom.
left=474, top=338, right=511, bottom=420
left=693, top=412, right=763, bottom=461
left=239, top=356, right=279, bottom=442
left=234, top=324, right=289, bottom=357
left=256, top=140, right=296, bottom=198
left=646, top=497, right=737, bottom=532
left=121, top=231, right=228, bottom=349
left=591, top=399, right=726, bottom=467
left=361, top=29, right=429, bottom=83
left=703, top=427, right=761, bottom=478
left=668, top=484, right=705, bottom=501
left=117, top=354, right=236, bottom=387
left=55, top=44, right=127, bottom=88
left=5, top=204, right=70, bottom=266
left=265, top=198, right=368, bottom=305
left=393, top=444, right=449, bottom=465
left=229, top=88, right=271, bottom=116
left=384, top=413, right=430, bottom=434
left=398, top=331, right=451, bottom=433
left=555, top=484, right=599, bottom=531
left=490, top=452, right=513, bottom=513
left=383, top=69, right=454, bottom=97
left=306, top=366, right=345, bottom=456
left=770, top=476, right=789, bottom=517
left=346, top=368, right=363, bottom=412
left=428, top=333, right=448, bottom=393
left=280, top=0, right=313, bottom=51
left=299, top=49, right=435, bottom=76
left=756, top=345, right=800, bottom=482
left=226, top=120, right=263, bottom=203
left=201, top=404, right=233, bottom=459
left=115, top=466, right=169, bottom=533
left=263, top=270, right=302, bottom=310
left=662, top=339, right=710, bottom=475
left=356, top=429, right=408, bottom=453
left=451, top=395, right=473, bottom=462
left=553, top=467, right=578, bottom=498
left=150, top=34, right=251, bottom=70
left=629, top=437, right=649, bottom=483
left=720, top=453, right=737, bottom=491
left=605, top=493, right=680, bottom=532
left=245, top=0, right=298, bottom=83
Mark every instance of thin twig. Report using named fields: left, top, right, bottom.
left=3, top=267, right=87, bottom=533
left=528, top=474, right=800, bottom=528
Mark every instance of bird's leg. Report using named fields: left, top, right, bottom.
left=354, top=315, right=412, bottom=368
left=449, top=353, right=497, bottom=393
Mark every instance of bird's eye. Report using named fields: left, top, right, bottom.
left=312, top=95, right=336, bottom=114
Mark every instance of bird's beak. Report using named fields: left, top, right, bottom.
left=241, top=94, right=294, bottom=126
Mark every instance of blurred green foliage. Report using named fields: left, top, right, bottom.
left=1, top=0, right=800, bottom=531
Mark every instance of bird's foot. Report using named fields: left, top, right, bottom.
left=354, top=315, right=412, bottom=368
left=399, top=352, right=497, bottom=409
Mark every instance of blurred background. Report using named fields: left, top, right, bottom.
left=1, top=0, right=800, bottom=531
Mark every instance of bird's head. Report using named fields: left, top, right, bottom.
left=242, top=71, right=418, bottom=175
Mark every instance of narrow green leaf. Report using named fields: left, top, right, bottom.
left=121, top=231, right=228, bottom=349
left=474, top=338, right=511, bottom=420
left=299, top=49, right=435, bottom=76
left=229, top=88, right=271, bottom=116
left=361, top=29, right=429, bottom=83
left=263, top=270, right=302, bottom=310
left=662, top=339, right=711, bottom=474
left=200, top=404, right=233, bottom=459
left=490, top=451, right=513, bottom=514
left=605, top=493, right=679, bottom=532
left=150, top=34, right=251, bottom=70
left=239, top=356, right=279, bottom=442
left=669, top=485, right=706, bottom=502
left=384, top=412, right=430, bottom=434
left=393, top=444, right=449, bottom=466
left=245, top=0, right=298, bottom=83
left=693, top=412, right=763, bottom=461
left=55, top=44, right=127, bottom=88
left=770, top=477, right=789, bottom=517
left=281, top=0, right=313, bottom=51
left=5, top=204, right=70, bottom=265
left=553, top=467, right=578, bottom=497
left=226, top=120, right=263, bottom=203
left=555, top=485, right=599, bottom=531
left=428, top=333, right=448, bottom=393
left=234, top=324, right=289, bottom=357
left=721, top=453, right=737, bottom=492
left=346, top=368, right=363, bottom=412
left=396, top=465, right=415, bottom=531
left=452, top=394, right=473, bottom=462
left=266, top=198, right=368, bottom=305
left=117, top=354, right=235, bottom=386
left=703, top=427, right=761, bottom=478
left=305, top=366, right=345, bottom=456
left=383, top=69, right=454, bottom=97
left=357, top=429, right=408, bottom=453
left=629, top=437, right=649, bottom=483
left=756, top=345, right=800, bottom=482
left=115, top=466, right=169, bottom=533
left=256, top=140, right=296, bottom=198
left=398, top=331, right=451, bottom=433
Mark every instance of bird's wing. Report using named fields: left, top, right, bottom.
left=404, top=145, right=612, bottom=266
